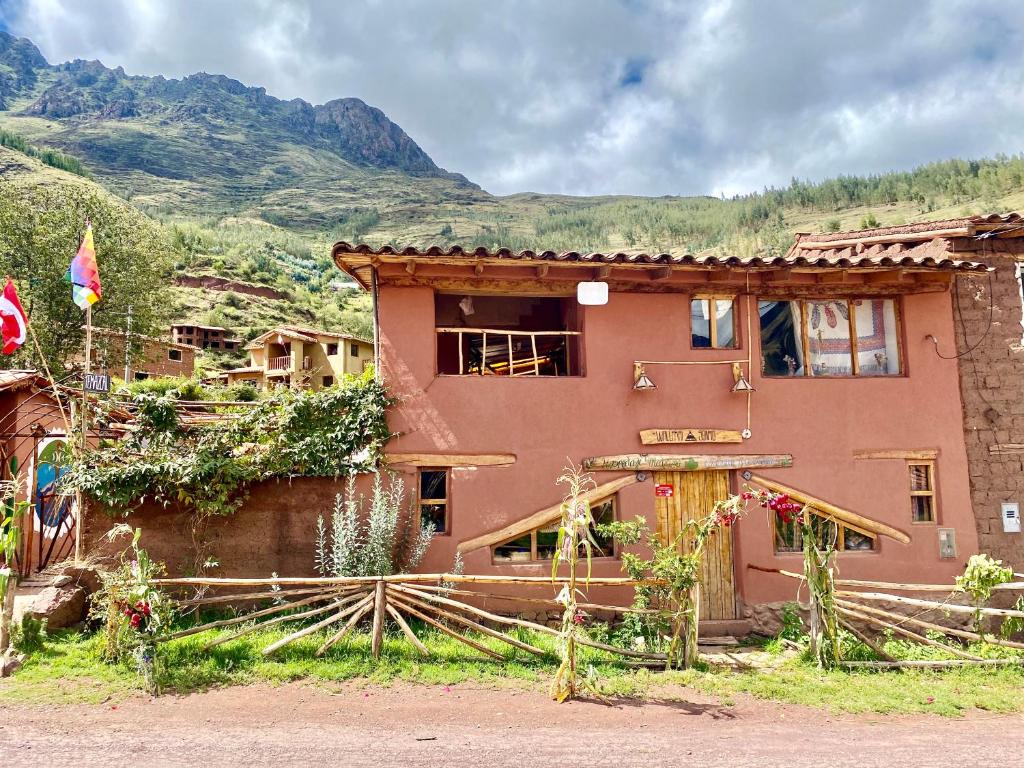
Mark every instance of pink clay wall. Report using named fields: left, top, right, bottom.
left=379, top=284, right=978, bottom=609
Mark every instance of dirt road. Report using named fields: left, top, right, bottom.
left=0, top=681, right=1019, bottom=767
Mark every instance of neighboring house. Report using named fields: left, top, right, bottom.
left=333, top=227, right=1006, bottom=631
left=89, top=328, right=197, bottom=381
left=790, top=214, right=1024, bottom=572
left=0, top=370, right=76, bottom=574
left=171, top=323, right=242, bottom=352
left=223, top=326, right=373, bottom=390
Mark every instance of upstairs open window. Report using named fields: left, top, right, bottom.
left=759, top=298, right=901, bottom=377
left=691, top=297, right=737, bottom=349
left=492, top=496, right=616, bottom=563
left=435, top=294, right=582, bottom=376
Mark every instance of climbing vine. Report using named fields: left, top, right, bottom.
left=63, top=369, right=392, bottom=518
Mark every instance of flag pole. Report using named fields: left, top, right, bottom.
left=76, top=303, right=91, bottom=562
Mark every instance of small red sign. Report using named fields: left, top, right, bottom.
left=655, top=484, right=674, bottom=498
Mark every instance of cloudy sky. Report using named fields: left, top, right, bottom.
left=1, top=0, right=1021, bottom=197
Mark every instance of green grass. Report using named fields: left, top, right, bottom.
left=6, top=620, right=1024, bottom=718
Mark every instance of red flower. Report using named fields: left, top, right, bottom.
left=130, top=614, right=142, bottom=629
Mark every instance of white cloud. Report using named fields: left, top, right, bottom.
left=3, top=0, right=1023, bottom=197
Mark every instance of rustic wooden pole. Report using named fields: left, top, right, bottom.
left=263, top=593, right=375, bottom=656
left=682, top=583, right=700, bottom=669
left=385, top=604, right=430, bottom=657
left=315, top=599, right=375, bottom=657
left=837, top=618, right=896, bottom=662
left=200, top=591, right=369, bottom=650
left=837, top=591, right=1024, bottom=619
left=389, top=588, right=546, bottom=657
left=841, top=659, right=1023, bottom=670
left=386, top=594, right=503, bottom=660
left=370, top=578, right=387, bottom=659
left=166, top=588, right=353, bottom=641
left=389, top=583, right=665, bottom=660
left=835, top=598, right=1024, bottom=652
left=837, top=605, right=984, bottom=661
left=0, top=578, right=17, bottom=653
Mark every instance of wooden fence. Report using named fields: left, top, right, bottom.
left=154, top=574, right=665, bottom=662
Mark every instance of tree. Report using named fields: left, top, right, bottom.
left=0, top=170, right=171, bottom=371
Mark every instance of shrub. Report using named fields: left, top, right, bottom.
left=315, top=473, right=433, bottom=577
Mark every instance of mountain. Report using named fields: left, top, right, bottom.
left=0, top=32, right=485, bottom=229
left=3, top=31, right=1024, bottom=357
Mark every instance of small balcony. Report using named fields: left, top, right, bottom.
left=268, top=355, right=292, bottom=372
left=436, top=327, right=582, bottom=377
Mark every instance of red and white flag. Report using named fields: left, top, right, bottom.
left=0, top=279, right=28, bottom=355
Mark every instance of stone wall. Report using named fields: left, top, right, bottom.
left=954, top=241, right=1024, bottom=569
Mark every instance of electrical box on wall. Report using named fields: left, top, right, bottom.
left=1002, top=502, right=1021, bottom=533
left=938, top=528, right=957, bottom=559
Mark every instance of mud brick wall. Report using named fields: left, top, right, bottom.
left=81, top=476, right=367, bottom=576
left=954, top=242, right=1024, bottom=569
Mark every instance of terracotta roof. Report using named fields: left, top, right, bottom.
left=784, top=213, right=1023, bottom=271
left=245, top=325, right=371, bottom=350
left=0, top=369, right=48, bottom=393
left=332, top=227, right=996, bottom=280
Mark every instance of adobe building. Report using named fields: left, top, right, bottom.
left=788, top=215, right=1024, bottom=571
left=89, top=328, right=197, bottom=381
left=170, top=323, right=242, bottom=352
left=332, top=226, right=1014, bottom=629
left=222, top=325, right=373, bottom=390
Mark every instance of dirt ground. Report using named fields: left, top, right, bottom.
left=0, top=681, right=1020, bottom=767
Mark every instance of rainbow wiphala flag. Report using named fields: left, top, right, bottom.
left=66, top=223, right=102, bottom=310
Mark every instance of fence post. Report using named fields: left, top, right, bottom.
left=682, top=582, right=700, bottom=668
left=370, top=578, right=387, bottom=659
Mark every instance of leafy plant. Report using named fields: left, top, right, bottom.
left=0, top=500, right=22, bottom=652
left=602, top=492, right=744, bottom=670
left=778, top=602, right=806, bottom=642
left=314, top=473, right=433, bottom=577
left=957, top=553, right=1014, bottom=633
left=12, top=614, right=46, bottom=654
left=90, top=528, right=171, bottom=693
left=64, top=368, right=391, bottom=519
left=549, top=463, right=601, bottom=702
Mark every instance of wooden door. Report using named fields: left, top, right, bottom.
left=653, top=470, right=736, bottom=620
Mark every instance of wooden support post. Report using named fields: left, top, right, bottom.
left=0, top=576, right=17, bottom=653
left=682, top=582, right=700, bottom=669
left=371, top=578, right=387, bottom=659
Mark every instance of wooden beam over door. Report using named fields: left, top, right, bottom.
left=583, top=454, right=793, bottom=471
left=385, top=453, right=517, bottom=467
left=640, top=428, right=744, bottom=445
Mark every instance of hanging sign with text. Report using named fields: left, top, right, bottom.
left=654, top=483, right=674, bottom=498
left=640, top=428, right=744, bottom=445
left=83, top=372, right=111, bottom=393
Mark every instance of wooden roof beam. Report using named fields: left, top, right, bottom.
left=535, top=264, right=549, bottom=278
left=595, top=265, right=612, bottom=280
left=865, top=269, right=908, bottom=285
left=649, top=266, right=673, bottom=281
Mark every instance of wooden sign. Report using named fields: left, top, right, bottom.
left=654, top=483, right=674, bottom=497
left=641, top=428, right=743, bottom=445
left=583, top=454, right=793, bottom=472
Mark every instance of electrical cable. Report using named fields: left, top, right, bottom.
left=925, top=238, right=996, bottom=360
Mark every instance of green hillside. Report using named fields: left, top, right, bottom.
left=2, top=29, right=1023, bottom=357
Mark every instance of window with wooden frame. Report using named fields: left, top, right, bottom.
left=167, top=348, right=182, bottom=362
left=326, top=343, right=339, bottom=356
left=691, top=297, right=737, bottom=349
left=758, top=298, right=902, bottom=377
left=773, top=508, right=876, bottom=553
left=492, top=496, right=617, bottom=563
left=909, top=461, right=936, bottom=523
left=418, top=469, right=449, bottom=535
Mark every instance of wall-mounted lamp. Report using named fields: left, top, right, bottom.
left=633, top=362, right=656, bottom=391
left=731, top=362, right=755, bottom=393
